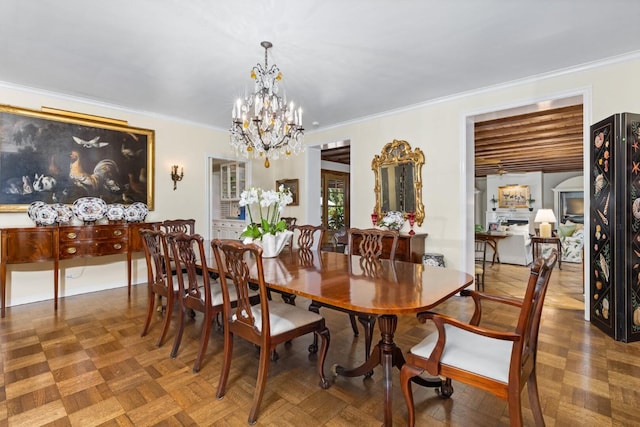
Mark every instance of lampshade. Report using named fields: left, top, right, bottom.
left=534, top=209, right=557, bottom=224
left=535, top=209, right=556, bottom=238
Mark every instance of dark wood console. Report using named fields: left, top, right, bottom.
left=348, top=232, right=428, bottom=263
left=0, top=222, right=157, bottom=317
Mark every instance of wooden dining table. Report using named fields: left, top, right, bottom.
left=202, top=246, right=473, bottom=426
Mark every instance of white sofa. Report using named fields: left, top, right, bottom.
left=485, top=224, right=533, bottom=266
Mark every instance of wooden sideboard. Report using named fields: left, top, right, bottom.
left=0, top=222, right=158, bottom=317
left=348, top=232, right=428, bottom=263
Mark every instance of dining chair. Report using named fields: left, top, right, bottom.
left=139, top=228, right=178, bottom=347
left=211, top=239, right=331, bottom=425
left=160, top=219, right=196, bottom=274
left=308, top=227, right=398, bottom=366
left=167, top=232, right=257, bottom=373
left=281, top=216, right=297, bottom=230
left=281, top=216, right=297, bottom=250
left=474, top=239, right=487, bottom=291
left=161, top=218, right=196, bottom=234
left=333, top=226, right=348, bottom=253
left=293, top=224, right=325, bottom=251
left=400, top=250, right=558, bottom=427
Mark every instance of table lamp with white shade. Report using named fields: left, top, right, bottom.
left=534, top=209, right=557, bottom=238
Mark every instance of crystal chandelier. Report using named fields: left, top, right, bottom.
left=230, top=41, right=304, bottom=168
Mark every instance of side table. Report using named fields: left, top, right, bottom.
left=531, top=236, right=562, bottom=270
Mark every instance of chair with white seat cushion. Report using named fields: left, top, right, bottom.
left=167, top=232, right=258, bottom=373
left=139, top=228, right=178, bottom=347
left=212, top=239, right=331, bottom=425
left=400, top=250, right=558, bottom=427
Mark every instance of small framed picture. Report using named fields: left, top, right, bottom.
left=498, top=184, right=530, bottom=209
left=488, top=222, right=500, bottom=232
left=276, top=178, right=299, bottom=206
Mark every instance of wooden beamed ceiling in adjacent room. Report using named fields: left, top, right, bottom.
left=475, top=104, right=584, bottom=178
left=321, top=146, right=351, bottom=165
left=319, top=104, right=584, bottom=173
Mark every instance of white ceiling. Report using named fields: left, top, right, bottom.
left=2, top=0, right=640, bottom=132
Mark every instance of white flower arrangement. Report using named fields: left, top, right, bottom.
left=378, top=210, right=405, bottom=231
left=239, top=185, right=293, bottom=240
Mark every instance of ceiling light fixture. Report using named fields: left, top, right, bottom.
left=230, top=41, right=304, bottom=168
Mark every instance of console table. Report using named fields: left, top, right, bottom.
left=348, top=232, right=428, bottom=263
left=475, top=232, right=509, bottom=266
left=0, top=222, right=157, bottom=317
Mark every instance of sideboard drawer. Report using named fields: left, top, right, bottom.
left=59, top=240, right=129, bottom=259
left=59, top=226, right=127, bottom=242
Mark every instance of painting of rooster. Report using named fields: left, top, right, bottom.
left=0, top=104, right=154, bottom=211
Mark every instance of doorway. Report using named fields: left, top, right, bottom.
left=467, top=91, right=589, bottom=318
left=321, top=169, right=350, bottom=249
left=207, top=156, right=250, bottom=241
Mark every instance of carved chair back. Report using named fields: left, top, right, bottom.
left=161, top=218, right=195, bottom=235
left=139, top=228, right=176, bottom=346
left=347, top=227, right=399, bottom=273
left=294, top=224, right=325, bottom=252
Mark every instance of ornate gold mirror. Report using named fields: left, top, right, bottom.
left=372, top=139, right=425, bottom=226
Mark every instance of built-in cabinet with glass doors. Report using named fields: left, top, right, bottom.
left=221, top=162, right=245, bottom=200
left=211, top=161, right=247, bottom=240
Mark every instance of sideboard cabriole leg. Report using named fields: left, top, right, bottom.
left=127, top=250, right=132, bottom=296
left=1, top=258, right=5, bottom=318
left=1, top=230, right=6, bottom=317
left=53, top=227, right=59, bottom=310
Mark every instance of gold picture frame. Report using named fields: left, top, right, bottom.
left=0, top=104, right=154, bottom=212
left=498, top=184, right=530, bottom=209
left=276, top=178, right=299, bottom=206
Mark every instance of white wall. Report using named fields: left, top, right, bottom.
left=0, top=84, right=233, bottom=307
left=475, top=170, right=582, bottom=227
left=3, top=54, right=640, bottom=308
left=304, top=55, right=640, bottom=273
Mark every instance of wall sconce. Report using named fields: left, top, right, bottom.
left=170, top=165, right=183, bottom=190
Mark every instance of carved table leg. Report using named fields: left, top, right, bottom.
left=334, top=314, right=403, bottom=427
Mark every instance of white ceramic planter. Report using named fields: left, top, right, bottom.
left=248, top=230, right=293, bottom=258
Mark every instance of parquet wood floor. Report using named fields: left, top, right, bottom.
left=1, top=260, right=639, bottom=426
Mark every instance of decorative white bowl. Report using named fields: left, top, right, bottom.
left=125, top=202, right=148, bottom=222
left=72, top=197, right=107, bottom=223
left=34, top=204, right=58, bottom=226
left=52, top=203, right=73, bottom=224
left=27, top=201, right=47, bottom=222
left=106, top=203, right=126, bottom=221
